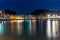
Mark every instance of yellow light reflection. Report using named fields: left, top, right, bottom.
left=11, top=20, right=14, bottom=23
left=31, top=20, right=36, bottom=35
left=11, top=21, right=14, bottom=33
left=16, top=20, right=23, bottom=35
left=17, top=21, right=20, bottom=34
left=10, top=15, right=15, bottom=33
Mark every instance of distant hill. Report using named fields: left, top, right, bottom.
left=4, top=10, right=16, bottom=15
left=30, top=9, right=52, bottom=16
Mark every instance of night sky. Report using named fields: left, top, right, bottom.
left=0, top=0, right=60, bottom=14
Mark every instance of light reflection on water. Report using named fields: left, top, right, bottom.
left=0, top=21, right=4, bottom=35
left=0, top=19, right=59, bottom=40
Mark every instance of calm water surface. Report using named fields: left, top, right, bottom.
left=0, top=20, right=59, bottom=40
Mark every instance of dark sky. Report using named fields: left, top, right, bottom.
left=0, top=0, right=60, bottom=14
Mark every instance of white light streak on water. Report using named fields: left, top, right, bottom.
left=52, top=20, right=56, bottom=38
left=47, top=18, right=51, bottom=39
